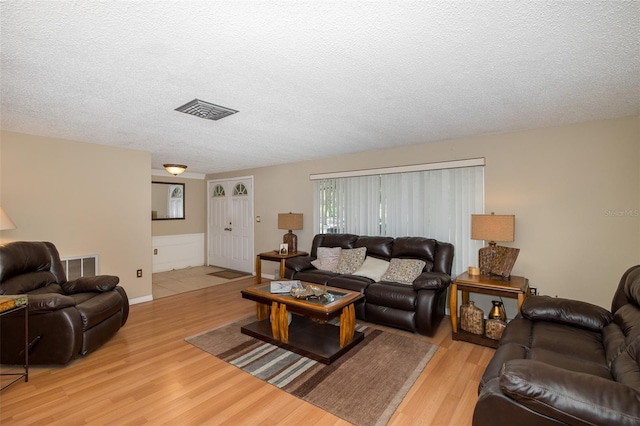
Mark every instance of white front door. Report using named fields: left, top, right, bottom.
left=208, top=177, right=253, bottom=273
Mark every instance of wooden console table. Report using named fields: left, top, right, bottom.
left=449, top=272, right=529, bottom=348
left=255, top=251, right=308, bottom=284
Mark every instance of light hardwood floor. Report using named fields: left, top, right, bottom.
left=0, top=276, right=494, bottom=425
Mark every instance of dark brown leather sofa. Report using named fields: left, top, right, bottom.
left=0, top=241, right=129, bottom=365
left=474, top=265, right=640, bottom=426
left=284, top=233, right=454, bottom=336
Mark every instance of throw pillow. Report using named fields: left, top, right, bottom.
left=311, top=247, right=342, bottom=272
left=381, top=258, right=426, bottom=285
left=353, top=256, right=390, bottom=282
left=335, top=247, right=367, bottom=275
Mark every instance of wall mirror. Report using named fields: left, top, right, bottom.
left=152, top=182, right=185, bottom=220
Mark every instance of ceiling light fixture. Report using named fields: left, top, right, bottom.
left=164, top=164, right=187, bottom=176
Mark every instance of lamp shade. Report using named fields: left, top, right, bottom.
left=0, top=207, right=17, bottom=230
left=278, top=213, right=303, bottom=230
left=471, top=214, right=514, bottom=242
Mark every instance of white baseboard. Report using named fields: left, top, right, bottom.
left=152, top=233, right=205, bottom=273
left=129, top=295, right=153, bottom=305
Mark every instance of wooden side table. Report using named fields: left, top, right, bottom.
left=0, top=297, right=29, bottom=391
left=255, top=251, right=308, bottom=284
left=449, top=272, right=529, bottom=348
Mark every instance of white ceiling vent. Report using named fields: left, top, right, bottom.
left=175, top=99, right=238, bottom=121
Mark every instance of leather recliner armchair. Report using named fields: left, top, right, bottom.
left=473, top=265, right=640, bottom=425
left=0, top=241, right=129, bottom=365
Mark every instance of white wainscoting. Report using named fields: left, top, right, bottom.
left=152, top=233, right=205, bottom=273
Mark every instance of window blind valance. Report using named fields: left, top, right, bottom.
left=309, top=158, right=485, bottom=181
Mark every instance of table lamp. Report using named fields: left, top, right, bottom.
left=471, top=213, right=516, bottom=277
left=278, top=213, right=303, bottom=253
left=0, top=207, right=17, bottom=230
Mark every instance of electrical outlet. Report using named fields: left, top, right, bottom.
left=154, top=248, right=158, bottom=255
left=530, top=287, right=537, bottom=296
left=137, top=269, right=142, bottom=278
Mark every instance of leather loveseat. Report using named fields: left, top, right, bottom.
left=473, top=265, right=640, bottom=426
left=0, top=241, right=129, bottom=365
left=284, top=233, right=454, bottom=336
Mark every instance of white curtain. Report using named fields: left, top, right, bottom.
left=314, top=165, right=484, bottom=276
left=314, top=175, right=380, bottom=236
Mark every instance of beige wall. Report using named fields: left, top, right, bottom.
left=2, top=116, right=637, bottom=309
left=0, top=131, right=152, bottom=300
left=207, top=116, right=640, bottom=309
left=151, top=175, right=205, bottom=237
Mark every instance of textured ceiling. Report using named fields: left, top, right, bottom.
left=1, top=1, right=639, bottom=175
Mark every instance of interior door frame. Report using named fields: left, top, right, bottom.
left=206, top=175, right=255, bottom=273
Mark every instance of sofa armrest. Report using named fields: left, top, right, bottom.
left=412, top=272, right=451, bottom=291
left=285, top=256, right=314, bottom=273
left=27, top=293, right=76, bottom=312
left=61, top=275, right=119, bottom=294
left=521, top=295, right=612, bottom=331
left=500, top=359, right=640, bottom=426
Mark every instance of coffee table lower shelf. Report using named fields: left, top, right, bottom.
left=241, top=316, right=364, bottom=364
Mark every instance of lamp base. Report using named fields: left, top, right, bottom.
left=478, top=243, right=496, bottom=275
left=283, top=231, right=297, bottom=253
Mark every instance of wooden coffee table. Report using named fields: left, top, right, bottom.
left=240, top=282, right=364, bottom=364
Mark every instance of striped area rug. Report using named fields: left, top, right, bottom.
left=186, top=316, right=438, bottom=426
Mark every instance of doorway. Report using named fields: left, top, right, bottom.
left=207, top=177, right=254, bottom=273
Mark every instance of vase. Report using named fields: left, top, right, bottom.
left=460, top=301, right=484, bottom=335
left=485, top=318, right=507, bottom=340
left=488, top=300, right=507, bottom=322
